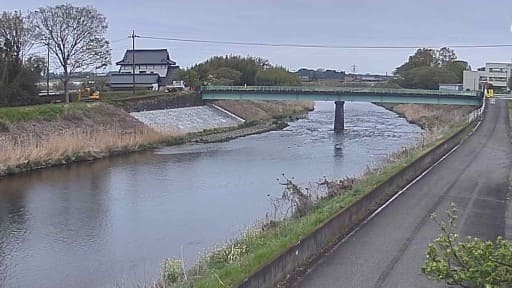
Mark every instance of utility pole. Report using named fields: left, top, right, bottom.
left=130, top=30, right=139, bottom=95
left=46, top=40, right=50, bottom=96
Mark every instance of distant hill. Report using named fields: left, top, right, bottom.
left=296, top=68, right=346, bottom=81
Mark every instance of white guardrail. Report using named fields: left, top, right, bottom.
left=467, top=96, right=486, bottom=124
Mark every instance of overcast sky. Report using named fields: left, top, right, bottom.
left=5, top=0, right=512, bottom=74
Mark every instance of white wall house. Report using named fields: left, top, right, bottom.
left=463, top=62, right=511, bottom=93
left=119, top=64, right=169, bottom=77
left=463, top=71, right=480, bottom=91
left=108, top=49, right=179, bottom=91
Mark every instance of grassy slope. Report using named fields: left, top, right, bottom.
left=100, top=90, right=196, bottom=103
left=0, top=103, right=87, bottom=123
left=213, top=100, right=314, bottom=122
left=380, top=103, right=474, bottom=130
left=0, top=102, right=169, bottom=176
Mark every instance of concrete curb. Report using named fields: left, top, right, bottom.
left=236, top=107, right=484, bottom=288
left=209, top=104, right=246, bottom=122
left=506, top=172, right=512, bottom=240
left=506, top=99, right=512, bottom=240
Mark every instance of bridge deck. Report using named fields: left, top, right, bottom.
left=201, top=86, right=482, bottom=106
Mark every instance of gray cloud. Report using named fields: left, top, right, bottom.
left=5, top=0, right=512, bottom=73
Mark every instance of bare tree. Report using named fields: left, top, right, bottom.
left=31, top=4, right=111, bottom=103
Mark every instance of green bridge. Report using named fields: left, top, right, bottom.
left=200, top=86, right=483, bottom=131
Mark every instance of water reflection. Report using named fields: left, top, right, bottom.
left=0, top=102, right=422, bottom=287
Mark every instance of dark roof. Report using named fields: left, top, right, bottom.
left=108, top=73, right=159, bottom=85
left=116, top=49, right=177, bottom=66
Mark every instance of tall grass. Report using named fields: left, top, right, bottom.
left=0, top=126, right=170, bottom=175
left=386, top=104, right=474, bottom=131
left=213, top=100, right=314, bottom=122
left=101, top=90, right=195, bottom=102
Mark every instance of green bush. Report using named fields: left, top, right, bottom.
left=0, top=119, right=9, bottom=132
left=175, top=55, right=298, bottom=88
left=423, top=204, right=512, bottom=287
left=163, top=258, right=184, bottom=285
left=256, top=67, right=301, bottom=86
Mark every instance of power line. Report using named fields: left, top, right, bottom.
left=137, top=35, right=512, bottom=50
left=131, top=30, right=140, bottom=95
left=110, top=37, right=130, bottom=44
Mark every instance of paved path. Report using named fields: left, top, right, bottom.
left=298, top=99, right=512, bottom=288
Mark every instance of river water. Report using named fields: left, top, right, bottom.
left=0, top=102, right=422, bottom=288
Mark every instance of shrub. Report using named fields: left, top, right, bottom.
left=423, top=204, right=512, bottom=287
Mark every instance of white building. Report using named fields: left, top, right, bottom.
left=439, top=83, right=463, bottom=91
left=463, top=62, right=511, bottom=93
left=108, top=49, right=179, bottom=91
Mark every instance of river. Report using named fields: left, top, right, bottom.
left=0, top=102, right=422, bottom=288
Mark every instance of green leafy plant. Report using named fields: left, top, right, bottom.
left=0, top=119, right=9, bottom=132
left=163, top=258, right=185, bottom=286
left=174, top=55, right=300, bottom=89
left=423, top=203, right=512, bottom=287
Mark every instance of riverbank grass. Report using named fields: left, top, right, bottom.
left=0, top=126, right=170, bottom=176
left=165, top=122, right=471, bottom=288
left=0, top=103, right=88, bottom=123
left=0, top=102, right=174, bottom=176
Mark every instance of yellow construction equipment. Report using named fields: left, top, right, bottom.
left=484, top=88, right=495, bottom=98
left=482, top=83, right=495, bottom=98
left=77, top=87, right=100, bottom=101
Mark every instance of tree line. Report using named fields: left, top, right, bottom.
left=0, top=4, right=110, bottom=106
left=0, top=11, right=43, bottom=106
left=174, top=48, right=473, bottom=91
left=393, top=47, right=470, bottom=90
left=175, top=55, right=301, bottom=89
left=296, top=68, right=346, bottom=81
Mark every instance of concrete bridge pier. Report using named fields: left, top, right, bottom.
left=334, top=101, right=345, bottom=132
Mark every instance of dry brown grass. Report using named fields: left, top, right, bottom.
left=0, top=126, right=169, bottom=174
left=385, top=104, right=474, bottom=131
left=213, top=100, right=314, bottom=121
left=0, top=102, right=180, bottom=175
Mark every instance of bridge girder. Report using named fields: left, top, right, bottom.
left=202, top=92, right=481, bottom=106
left=200, top=86, right=482, bottom=106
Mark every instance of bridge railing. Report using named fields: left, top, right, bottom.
left=201, top=85, right=481, bottom=97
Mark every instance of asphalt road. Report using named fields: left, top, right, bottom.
left=297, top=99, right=512, bottom=288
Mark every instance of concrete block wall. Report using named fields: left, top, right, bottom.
left=130, top=105, right=244, bottom=134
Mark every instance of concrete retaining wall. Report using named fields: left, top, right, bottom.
left=130, top=105, right=244, bottom=134
left=236, top=120, right=479, bottom=288
left=120, top=93, right=203, bottom=112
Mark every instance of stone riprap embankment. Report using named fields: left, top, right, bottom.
left=130, top=105, right=244, bottom=134
left=190, top=122, right=285, bottom=143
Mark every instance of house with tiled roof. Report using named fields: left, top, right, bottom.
left=108, top=49, right=179, bottom=91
